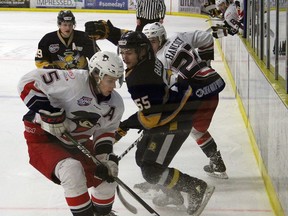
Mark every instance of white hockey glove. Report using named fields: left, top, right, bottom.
left=94, top=153, right=119, bottom=183
left=39, top=108, right=68, bottom=137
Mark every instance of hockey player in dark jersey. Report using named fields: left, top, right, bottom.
left=116, top=31, right=215, bottom=215
left=129, top=22, right=228, bottom=201
left=35, top=10, right=97, bottom=69
left=85, top=20, right=227, bottom=178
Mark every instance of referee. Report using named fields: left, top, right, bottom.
left=135, top=0, right=166, bottom=32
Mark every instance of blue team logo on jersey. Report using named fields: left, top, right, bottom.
left=77, top=96, right=92, bottom=106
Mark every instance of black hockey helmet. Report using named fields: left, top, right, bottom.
left=57, top=10, right=76, bottom=25
left=118, top=31, right=154, bottom=60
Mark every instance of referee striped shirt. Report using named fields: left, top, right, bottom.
left=136, top=0, right=166, bottom=20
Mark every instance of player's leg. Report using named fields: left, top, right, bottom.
left=191, top=95, right=228, bottom=179
left=79, top=141, right=118, bottom=216
left=24, top=121, right=94, bottom=216
left=54, top=158, right=95, bottom=216
left=90, top=182, right=118, bottom=216
left=135, top=121, right=214, bottom=215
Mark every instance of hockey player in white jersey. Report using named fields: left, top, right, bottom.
left=143, top=22, right=227, bottom=179
left=211, top=0, right=244, bottom=38
left=18, top=51, right=124, bottom=216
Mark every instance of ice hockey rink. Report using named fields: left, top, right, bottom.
left=0, top=11, right=275, bottom=216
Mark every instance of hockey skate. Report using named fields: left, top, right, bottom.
left=204, top=151, right=228, bottom=179
left=134, top=181, right=161, bottom=193
left=133, top=182, right=162, bottom=199
left=134, top=182, right=155, bottom=192
left=152, top=188, right=184, bottom=207
left=187, top=183, right=215, bottom=216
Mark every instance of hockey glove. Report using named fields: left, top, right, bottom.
left=43, top=64, right=61, bottom=69
left=39, top=108, right=68, bottom=137
left=211, top=25, right=228, bottom=38
left=115, top=128, right=128, bottom=143
left=94, top=153, right=119, bottom=183
left=85, top=20, right=110, bottom=40
left=114, top=121, right=130, bottom=143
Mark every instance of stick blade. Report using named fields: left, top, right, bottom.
left=116, top=186, right=138, bottom=214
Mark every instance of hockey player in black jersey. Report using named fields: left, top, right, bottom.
left=116, top=31, right=215, bottom=215
left=85, top=20, right=227, bottom=181
left=35, top=10, right=97, bottom=69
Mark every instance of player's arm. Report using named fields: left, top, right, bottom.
left=93, top=131, right=119, bottom=182
left=35, top=36, right=58, bottom=69
left=18, top=69, right=69, bottom=136
left=35, top=48, right=56, bottom=68
left=136, top=1, right=142, bottom=19
left=159, top=0, right=166, bottom=20
left=127, top=83, right=189, bottom=129
left=93, top=121, right=121, bottom=182
left=82, top=32, right=100, bottom=57
left=115, top=86, right=192, bottom=142
left=211, top=24, right=229, bottom=38
left=18, top=69, right=63, bottom=113
left=184, top=31, right=214, bottom=62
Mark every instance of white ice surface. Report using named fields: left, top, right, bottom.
left=0, top=11, right=274, bottom=216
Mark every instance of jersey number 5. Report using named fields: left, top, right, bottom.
left=41, top=71, right=60, bottom=84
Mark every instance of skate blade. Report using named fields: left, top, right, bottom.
left=206, top=171, right=228, bottom=179
left=192, top=185, right=215, bottom=216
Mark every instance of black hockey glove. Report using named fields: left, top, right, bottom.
left=85, top=20, right=110, bottom=40
left=43, top=64, right=61, bottom=69
left=94, top=153, right=119, bottom=183
left=114, top=121, right=130, bottom=143
left=211, top=25, right=228, bottom=38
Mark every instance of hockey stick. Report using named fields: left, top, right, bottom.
left=91, top=38, right=101, bottom=53
left=63, top=132, right=160, bottom=216
left=205, top=16, right=224, bottom=22
left=118, top=132, right=143, bottom=161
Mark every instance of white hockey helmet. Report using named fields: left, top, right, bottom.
left=143, top=22, right=167, bottom=47
left=88, top=51, right=124, bottom=87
